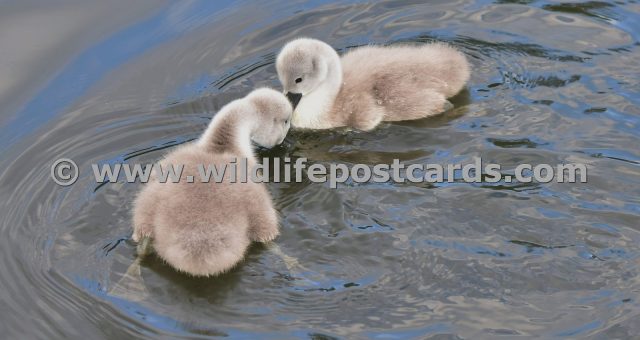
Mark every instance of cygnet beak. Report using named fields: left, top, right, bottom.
left=285, top=92, right=302, bottom=109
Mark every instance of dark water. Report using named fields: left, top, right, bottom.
left=1, top=0, right=639, bottom=338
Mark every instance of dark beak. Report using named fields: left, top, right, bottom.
left=285, top=92, right=302, bottom=109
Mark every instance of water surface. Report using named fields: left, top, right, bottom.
left=0, top=0, right=639, bottom=338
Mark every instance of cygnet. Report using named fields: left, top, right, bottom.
left=131, top=88, right=292, bottom=276
left=276, top=38, right=470, bottom=131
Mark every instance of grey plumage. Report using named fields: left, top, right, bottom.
left=131, top=88, right=292, bottom=276
left=276, top=38, right=470, bottom=131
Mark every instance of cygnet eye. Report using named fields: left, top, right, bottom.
left=284, top=119, right=289, bottom=125
left=295, top=77, right=303, bottom=83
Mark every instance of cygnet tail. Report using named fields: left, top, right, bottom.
left=435, top=44, right=471, bottom=97
left=157, top=227, right=251, bottom=277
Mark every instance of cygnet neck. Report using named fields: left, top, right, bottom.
left=199, top=103, right=256, bottom=157
left=294, top=49, right=342, bottom=127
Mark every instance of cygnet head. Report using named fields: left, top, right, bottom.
left=276, top=38, right=341, bottom=109
left=245, top=88, right=293, bottom=147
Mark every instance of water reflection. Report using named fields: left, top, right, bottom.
left=0, top=0, right=639, bottom=338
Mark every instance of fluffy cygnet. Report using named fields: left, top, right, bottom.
left=276, top=38, right=470, bottom=131
left=131, top=88, right=292, bottom=276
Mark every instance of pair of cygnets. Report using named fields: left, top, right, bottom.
left=131, top=38, right=470, bottom=276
